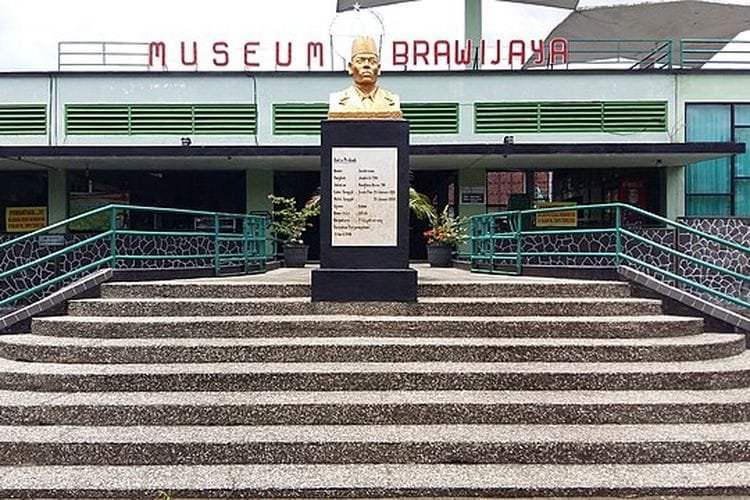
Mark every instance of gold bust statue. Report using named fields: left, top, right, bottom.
left=328, top=36, right=403, bottom=120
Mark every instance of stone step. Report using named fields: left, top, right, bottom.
left=68, top=296, right=662, bottom=317
left=0, top=462, right=748, bottom=498
left=2, top=388, right=750, bottom=426
left=1, top=352, right=750, bottom=392
left=0, top=422, right=749, bottom=465
left=30, top=314, right=705, bottom=339
left=0, top=333, right=742, bottom=364
left=100, top=279, right=632, bottom=299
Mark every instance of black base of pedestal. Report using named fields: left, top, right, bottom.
left=311, top=268, right=417, bottom=302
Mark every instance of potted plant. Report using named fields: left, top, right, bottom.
left=268, top=194, right=320, bottom=267
left=423, top=205, right=468, bottom=267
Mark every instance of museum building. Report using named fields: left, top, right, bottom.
left=0, top=29, right=749, bottom=261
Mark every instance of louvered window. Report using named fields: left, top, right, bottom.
left=65, top=104, right=256, bottom=135
left=475, top=101, right=667, bottom=134
left=0, top=105, right=47, bottom=135
left=273, top=103, right=328, bottom=135
left=402, top=103, right=459, bottom=134
left=272, top=102, right=460, bottom=135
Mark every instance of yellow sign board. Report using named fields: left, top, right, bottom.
left=5, top=206, right=47, bottom=233
left=535, top=202, right=577, bottom=227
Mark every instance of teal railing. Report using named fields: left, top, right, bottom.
left=680, top=39, right=750, bottom=69
left=561, top=39, right=673, bottom=70
left=470, top=202, right=750, bottom=310
left=0, top=204, right=266, bottom=310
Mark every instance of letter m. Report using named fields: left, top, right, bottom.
left=148, top=41, right=166, bottom=67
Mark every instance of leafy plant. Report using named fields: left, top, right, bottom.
left=268, top=194, right=320, bottom=245
left=423, top=205, right=468, bottom=248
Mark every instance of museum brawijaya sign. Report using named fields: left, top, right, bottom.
left=144, top=38, right=569, bottom=70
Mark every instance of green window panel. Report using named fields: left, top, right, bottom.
left=65, top=104, right=256, bottom=135
left=685, top=104, right=732, bottom=216
left=686, top=195, right=732, bottom=216
left=735, top=105, right=750, bottom=127
left=735, top=128, right=750, bottom=178
left=273, top=102, right=460, bottom=135
left=401, top=103, right=459, bottom=134
left=273, top=103, right=328, bottom=135
left=474, top=101, right=667, bottom=134
left=736, top=179, right=750, bottom=216
left=0, top=104, right=47, bottom=135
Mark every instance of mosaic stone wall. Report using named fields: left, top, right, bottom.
left=676, top=218, right=750, bottom=306
left=473, top=218, right=750, bottom=306
left=0, top=233, right=256, bottom=307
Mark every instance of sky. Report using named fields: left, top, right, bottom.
left=0, top=0, right=569, bottom=72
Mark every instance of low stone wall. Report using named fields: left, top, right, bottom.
left=0, top=233, right=254, bottom=307
left=473, top=218, right=750, bottom=307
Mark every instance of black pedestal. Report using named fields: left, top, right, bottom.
left=312, top=120, right=417, bottom=302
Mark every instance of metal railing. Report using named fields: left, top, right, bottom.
left=680, top=38, right=750, bottom=69
left=58, top=42, right=152, bottom=70
left=554, top=39, right=673, bottom=70
left=55, top=38, right=750, bottom=71
left=0, top=204, right=266, bottom=309
left=470, top=203, right=750, bottom=310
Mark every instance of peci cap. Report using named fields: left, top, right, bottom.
left=351, top=36, right=378, bottom=59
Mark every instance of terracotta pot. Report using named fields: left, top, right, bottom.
left=426, top=243, right=453, bottom=267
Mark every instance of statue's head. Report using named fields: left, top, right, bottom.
left=348, top=36, right=380, bottom=86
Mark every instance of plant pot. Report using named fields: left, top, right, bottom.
left=283, top=244, right=309, bottom=267
left=426, top=243, right=453, bottom=267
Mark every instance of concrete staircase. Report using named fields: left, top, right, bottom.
left=0, top=267, right=748, bottom=497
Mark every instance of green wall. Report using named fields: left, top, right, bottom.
left=246, top=169, right=274, bottom=258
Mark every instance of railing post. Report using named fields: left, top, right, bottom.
left=109, top=206, right=117, bottom=268
left=614, top=205, right=622, bottom=267
left=515, top=211, right=523, bottom=275
left=242, top=216, right=249, bottom=274
left=488, top=216, right=494, bottom=272
left=673, top=226, right=681, bottom=289
left=259, top=217, right=267, bottom=271
left=213, top=213, right=220, bottom=276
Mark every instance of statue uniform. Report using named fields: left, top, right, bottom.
left=329, top=86, right=401, bottom=113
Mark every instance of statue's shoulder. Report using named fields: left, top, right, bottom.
left=379, top=87, right=400, bottom=105
left=329, top=87, right=357, bottom=106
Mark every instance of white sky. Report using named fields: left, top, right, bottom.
left=0, top=0, right=569, bottom=72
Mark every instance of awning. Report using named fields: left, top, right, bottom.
left=0, top=142, right=742, bottom=171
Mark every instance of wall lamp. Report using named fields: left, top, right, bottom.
left=503, top=135, right=514, bottom=145
left=180, top=137, right=192, bottom=147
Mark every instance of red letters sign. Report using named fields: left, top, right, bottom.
left=147, top=38, right=568, bottom=70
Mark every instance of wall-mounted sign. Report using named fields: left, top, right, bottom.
left=460, top=186, right=486, bottom=205
left=5, top=207, right=47, bottom=233
left=37, top=235, right=66, bottom=246
left=535, top=201, right=578, bottom=227
left=331, top=147, right=398, bottom=247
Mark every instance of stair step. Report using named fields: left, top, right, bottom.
left=1, top=352, right=749, bottom=392
left=2, top=388, right=750, bottom=425
left=0, top=422, right=749, bottom=465
left=68, top=296, right=662, bottom=317
left=31, top=314, right=705, bottom=338
left=100, top=279, right=632, bottom=299
left=0, top=333, right=742, bottom=364
left=0, top=462, right=749, bottom=497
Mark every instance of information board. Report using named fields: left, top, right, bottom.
left=535, top=201, right=578, bottom=227
left=5, top=206, right=47, bottom=233
left=331, top=147, right=398, bottom=247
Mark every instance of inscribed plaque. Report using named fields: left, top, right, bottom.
left=331, top=147, right=398, bottom=246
